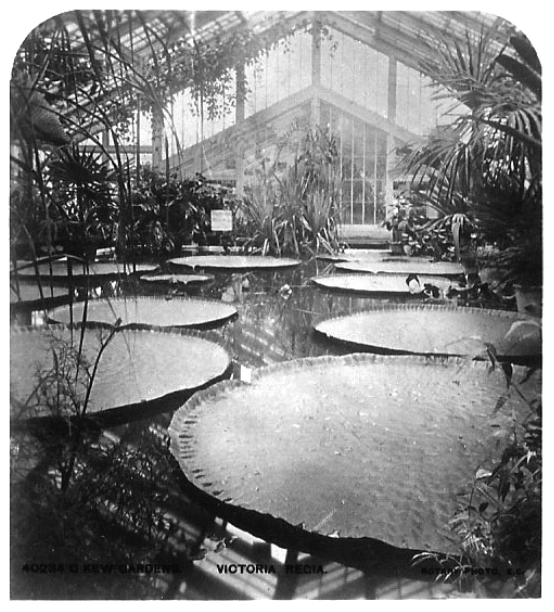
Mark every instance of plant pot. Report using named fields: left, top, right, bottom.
left=389, top=241, right=405, bottom=255
left=206, top=232, right=220, bottom=246
left=193, top=231, right=207, bottom=246
left=514, top=284, right=542, bottom=318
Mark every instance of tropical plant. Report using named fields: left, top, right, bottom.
left=239, top=125, right=342, bottom=257
left=448, top=354, right=541, bottom=597
left=10, top=11, right=302, bottom=266
left=45, top=144, right=119, bottom=258
left=11, top=421, right=186, bottom=599
left=399, top=25, right=541, bottom=287
left=10, top=326, right=198, bottom=599
left=412, top=341, right=541, bottom=598
left=238, top=168, right=283, bottom=256
left=127, top=166, right=240, bottom=256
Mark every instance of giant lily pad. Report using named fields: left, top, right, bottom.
left=48, top=296, right=237, bottom=329
left=169, top=354, right=540, bottom=553
left=335, top=259, right=464, bottom=277
left=11, top=325, right=232, bottom=421
left=316, top=249, right=391, bottom=262
left=10, top=281, right=72, bottom=306
left=314, top=305, right=541, bottom=360
left=311, top=274, right=455, bottom=297
left=168, top=255, right=301, bottom=271
left=140, top=273, right=214, bottom=286
left=15, top=259, right=158, bottom=280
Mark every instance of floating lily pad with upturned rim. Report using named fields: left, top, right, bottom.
left=10, top=281, right=73, bottom=308
left=48, top=295, right=237, bottom=329
left=311, top=274, right=455, bottom=297
left=15, top=260, right=158, bottom=280
left=335, top=259, right=464, bottom=277
left=169, top=354, right=540, bottom=553
left=10, top=325, right=232, bottom=423
left=140, top=273, right=214, bottom=286
left=316, top=249, right=391, bottom=263
left=314, top=304, right=541, bottom=360
left=168, top=255, right=301, bottom=272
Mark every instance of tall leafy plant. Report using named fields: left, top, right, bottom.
left=45, top=144, right=118, bottom=258
left=400, top=26, right=541, bottom=286
left=240, top=125, right=342, bottom=257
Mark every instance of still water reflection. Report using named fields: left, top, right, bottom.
left=12, top=258, right=479, bottom=600
left=118, top=259, right=468, bottom=599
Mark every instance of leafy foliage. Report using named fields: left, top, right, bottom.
left=413, top=344, right=541, bottom=598
left=128, top=167, right=240, bottom=256
left=10, top=330, right=195, bottom=599
left=45, top=144, right=119, bottom=256
left=239, top=125, right=342, bottom=257
left=10, top=11, right=305, bottom=264
left=11, top=425, right=186, bottom=599
left=399, top=26, right=541, bottom=286
left=448, top=370, right=541, bottom=596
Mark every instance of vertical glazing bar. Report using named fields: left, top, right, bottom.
left=350, top=120, right=354, bottom=224
left=235, top=62, right=245, bottom=196
left=338, top=109, right=344, bottom=225
left=135, top=93, right=141, bottom=181
left=362, top=125, right=366, bottom=225
left=385, top=57, right=398, bottom=215
left=373, top=131, right=378, bottom=225
left=417, top=72, right=423, bottom=134
left=311, top=20, right=321, bottom=126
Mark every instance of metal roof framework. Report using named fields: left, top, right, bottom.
left=48, top=10, right=513, bottom=77
left=17, top=11, right=517, bottom=147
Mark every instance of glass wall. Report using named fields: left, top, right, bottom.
left=112, top=23, right=467, bottom=223
left=321, top=102, right=387, bottom=225
left=167, top=76, right=237, bottom=157
left=396, top=61, right=467, bottom=134
left=321, top=29, right=389, bottom=119
left=244, top=29, right=312, bottom=118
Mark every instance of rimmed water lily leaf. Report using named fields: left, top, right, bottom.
left=11, top=325, right=232, bottom=421
left=168, top=255, right=301, bottom=271
left=48, top=296, right=237, bottom=329
left=169, top=354, right=540, bottom=553
left=10, top=281, right=71, bottom=305
left=335, top=259, right=464, bottom=277
left=15, top=260, right=158, bottom=279
left=140, top=273, right=214, bottom=286
left=314, top=305, right=541, bottom=360
left=311, top=274, right=455, bottom=297
left=316, top=250, right=391, bottom=263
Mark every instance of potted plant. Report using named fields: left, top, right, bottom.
left=383, top=197, right=408, bottom=254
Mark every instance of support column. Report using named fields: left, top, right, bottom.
left=310, top=18, right=321, bottom=126
left=151, top=103, right=165, bottom=172
left=384, top=57, right=398, bottom=213
left=235, top=62, right=246, bottom=196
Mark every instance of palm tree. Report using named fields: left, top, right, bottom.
left=400, top=25, right=541, bottom=287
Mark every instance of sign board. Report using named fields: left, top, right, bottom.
left=210, top=210, right=233, bottom=232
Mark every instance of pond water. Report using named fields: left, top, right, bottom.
left=10, top=258, right=525, bottom=600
